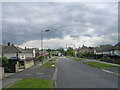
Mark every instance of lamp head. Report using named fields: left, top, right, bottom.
left=45, top=30, right=50, bottom=32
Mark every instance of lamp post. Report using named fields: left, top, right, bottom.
left=41, top=30, right=50, bottom=64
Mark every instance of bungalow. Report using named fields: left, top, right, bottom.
left=0, top=43, right=37, bottom=60
left=95, top=44, right=114, bottom=55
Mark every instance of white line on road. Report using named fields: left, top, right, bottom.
left=101, top=68, right=120, bottom=76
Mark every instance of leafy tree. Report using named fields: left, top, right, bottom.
left=67, top=47, right=75, bottom=56
left=57, top=48, right=66, bottom=56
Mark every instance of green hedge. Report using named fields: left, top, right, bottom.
left=0, top=57, right=9, bottom=65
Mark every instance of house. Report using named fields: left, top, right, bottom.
left=50, top=51, right=62, bottom=56
left=0, top=43, right=37, bottom=60
left=95, top=44, right=114, bottom=55
left=77, top=45, right=94, bottom=54
left=39, top=50, right=49, bottom=56
left=113, top=42, right=120, bottom=56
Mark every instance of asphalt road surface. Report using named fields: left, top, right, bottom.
left=57, top=57, right=118, bottom=88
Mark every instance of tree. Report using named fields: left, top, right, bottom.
left=57, top=48, right=66, bottom=56
left=67, top=47, right=75, bottom=56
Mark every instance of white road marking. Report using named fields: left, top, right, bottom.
left=101, top=69, right=120, bottom=76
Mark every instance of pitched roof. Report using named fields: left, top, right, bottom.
left=2, top=45, right=22, bottom=53
left=96, top=44, right=114, bottom=52
left=16, top=47, right=33, bottom=53
left=114, top=42, right=120, bottom=50
left=1, top=45, right=33, bottom=53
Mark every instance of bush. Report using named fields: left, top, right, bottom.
left=77, top=53, right=84, bottom=58
left=83, top=53, right=94, bottom=57
left=37, top=56, right=44, bottom=61
left=100, top=56, right=112, bottom=63
left=1, top=57, right=9, bottom=65
left=26, top=57, right=34, bottom=60
left=102, top=57, right=112, bottom=60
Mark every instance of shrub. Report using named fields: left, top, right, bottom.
left=26, top=57, right=34, bottom=60
left=83, top=53, right=94, bottom=57
left=102, top=56, right=112, bottom=60
left=77, top=53, right=84, bottom=58
left=100, top=56, right=112, bottom=63
left=1, top=57, right=9, bottom=65
left=37, top=56, right=44, bottom=61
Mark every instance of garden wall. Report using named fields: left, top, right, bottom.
left=24, top=60, right=34, bottom=69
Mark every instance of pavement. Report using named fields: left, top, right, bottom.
left=57, top=57, right=119, bottom=88
left=2, top=60, right=56, bottom=88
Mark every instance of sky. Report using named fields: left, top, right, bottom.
left=1, top=2, right=118, bottom=49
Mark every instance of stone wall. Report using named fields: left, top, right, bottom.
left=24, top=60, right=34, bottom=69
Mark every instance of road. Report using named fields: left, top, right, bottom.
left=57, top=57, right=118, bottom=88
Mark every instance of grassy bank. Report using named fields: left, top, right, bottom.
left=84, top=62, right=119, bottom=68
left=67, top=56, right=84, bottom=61
left=8, top=78, right=54, bottom=88
left=74, top=58, right=84, bottom=61
left=40, top=62, right=56, bottom=68
left=49, top=59, right=56, bottom=61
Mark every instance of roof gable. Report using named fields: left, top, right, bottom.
left=2, top=45, right=22, bottom=53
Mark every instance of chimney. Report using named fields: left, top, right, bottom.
left=7, top=42, right=10, bottom=46
left=25, top=47, right=26, bottom=49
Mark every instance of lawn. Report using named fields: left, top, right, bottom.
left=8, top=78, right=54, bottom=88
left=84, top=62, right=119, bottom=68
left=67, top=56, right=84, bottom=61
left=49, top=59, right=56, bottom=61
left=40, top=62, right=56, bottom=68
left=74, top=58, right=84, bottom=61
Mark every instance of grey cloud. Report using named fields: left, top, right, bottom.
left=2, top=2, right=118, bottom=47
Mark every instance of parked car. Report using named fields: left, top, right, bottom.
left=9, top=57, right=20, bottom=61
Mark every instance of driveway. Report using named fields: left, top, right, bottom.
left=57, top=57, right=118, bottom=88
left=2, top=62, right=55, bottom=88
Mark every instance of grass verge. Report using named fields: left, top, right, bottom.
left=84, top=62, right=119, bottom=68
left=7, top=78, right=54, bottom=88
left=67, top=56, right=84, bottom=61
left=40, top=62, right=56, bottom=68
left=49, top=59, right=56, bottom=61
left=74, top=58, right=84, bottom=61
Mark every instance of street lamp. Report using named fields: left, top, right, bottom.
left=41, top=30, right=50, bottom=64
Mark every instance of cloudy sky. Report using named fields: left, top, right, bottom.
left=1, top=2, right=118, bottom=49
